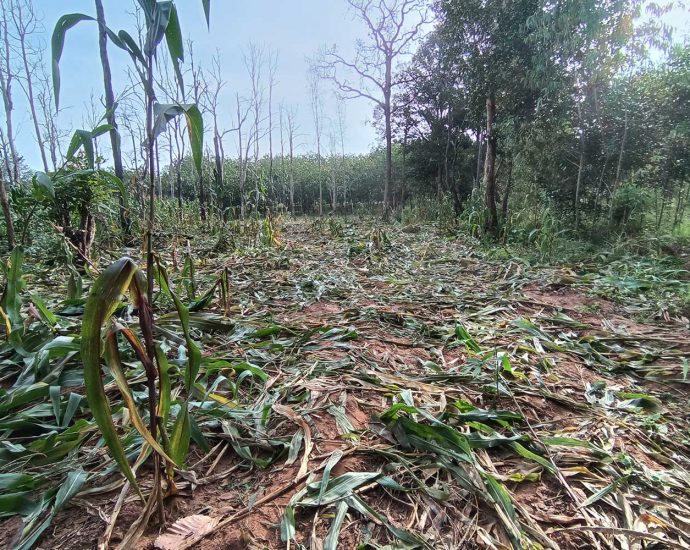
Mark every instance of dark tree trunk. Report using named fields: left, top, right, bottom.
left=575, top=102, right=585, bottom=229
left=483, top=95, right=498, bottom=235
left=383, top=57, right=392, bottom=219
left=95, top=0, right=130, bottom=239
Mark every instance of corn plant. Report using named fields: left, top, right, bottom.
left=81, top=255, right=200, bottom=525
left=52, top=0, right=209, bottom=303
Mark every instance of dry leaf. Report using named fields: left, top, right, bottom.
left=154, top=515, right=219, bottom=550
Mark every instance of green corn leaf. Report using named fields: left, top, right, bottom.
left=152, top=103, right=204, bottom=175
left=29, top=293, right=58, bottom=327
left=144, top=0, right=173, bottom=56
left=105, top=332, right=176, bottom=465
left=201, top=0, right=210, bottom=27
left=324, top=500, right=348, bottom=550
left=66, top=129, right=95, bottom=169
left=81, top=257, right=143, bottom=498
left=299, top=471, right=381, bottom=506
left=582, top=476, right=629, bottom=507
left=61, top=393, right=82, bottom=427
left=0, top=473, right=38, bottom=491
left=54, top=469, right=87, bottom=511
left=51, top=13, right=94, bottom=109
left=157, top=262, right=201, bottom=391
left=318, top=450, right=343, bottom=505
left=164, top=4, right=185, bottom=92
left=156, top=345, right=172, bottom=425
left=170, top=403, right=191, bottom=466
left=1, top=247, right=24, bottom=330
left=280, top=505, right=296, bottom=542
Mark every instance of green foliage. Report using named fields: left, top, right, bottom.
left=611, top=182, right=653, bottom=233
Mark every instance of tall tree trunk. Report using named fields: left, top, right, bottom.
left=176, top=162, right=182, bottom=210
left=444, top=108, right=452, bottom=195
left=0, top=11, right=19, bottom=184
left=575, top=102, right=585, bottom=229
left=383, top=58, right=392, bottom=218
left=483, top=95, right=498, bottom=235
left=613, top=110, right=628, bottom=193
left=400, top=130, right=407, bottom=207
left=95, top=0, right=130, bottom=238
left=474, top=128, right=483, bottom=192
left=0, top=171, right=14, bottom=249
left=16, top=7, right=48, bottom=172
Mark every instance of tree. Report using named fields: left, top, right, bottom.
left=10, top=0, right=49, bottom=174
left=318, top=0, right=429, bottom=217
left=0, top=169, right=13, bottom=249
left=307, top=69, right=324, bottom=215
left=94, top=0, right=130, bottom=237
left=285, top=104, right=299, bottom=214
left=205, top=52, right=231, bottom=219
left=0, top=1, right=20, bottom=185
left=436, top=0, right=541, bottom=235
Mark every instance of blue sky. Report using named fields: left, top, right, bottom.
left=18, top=0, right=382, bottom=170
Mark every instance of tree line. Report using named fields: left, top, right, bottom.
left=0, top=0, right=688, bottom=258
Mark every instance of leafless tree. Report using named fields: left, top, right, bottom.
left=36, top=66, right=63, bottom=171
left=244, top=43, right=267, bottom=208
left=307, top=69, right=324, bottom=215
left=0, top=1, right=20, bottom=184
left=234, top=92, right=253, bottom=219
left=10, top=0, right=49, bottom=173
left=285, top=104, right=298, bottom=214
left=267, top=49, right=278, bottom=191
left=317, top=0, right=429, bottom=216
left=205, top=52, right=231, bottom=218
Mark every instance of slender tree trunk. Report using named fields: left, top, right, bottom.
left=0, top=11, right=19, bottom=184
left=155, top=141, right=162, bottom=200
left=16, top=21, right=48, bottom=171
left=383, top=58, right=392, bottom=218
left=575, top=102, right=585, bottom=229
left=0, top=171, right=14, bottom=249
left=483, top=95, right=498, bottom=235
left=444, top=108, right=452, bottom=195
left=401, top=131, right=407, bottom=207
left=288, top=113, right=295, bottom=214
left=613, top=110, right=628, bottom=193
left=474, top=128, right=482, bottom=192
left=176, top=162, right=182, bottom=210
left=214, top=133, right=224, bottom=217
left=95, top=0, right=129, bottom=237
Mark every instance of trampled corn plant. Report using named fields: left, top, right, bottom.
left=81, top=256, right=201, bottom=529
